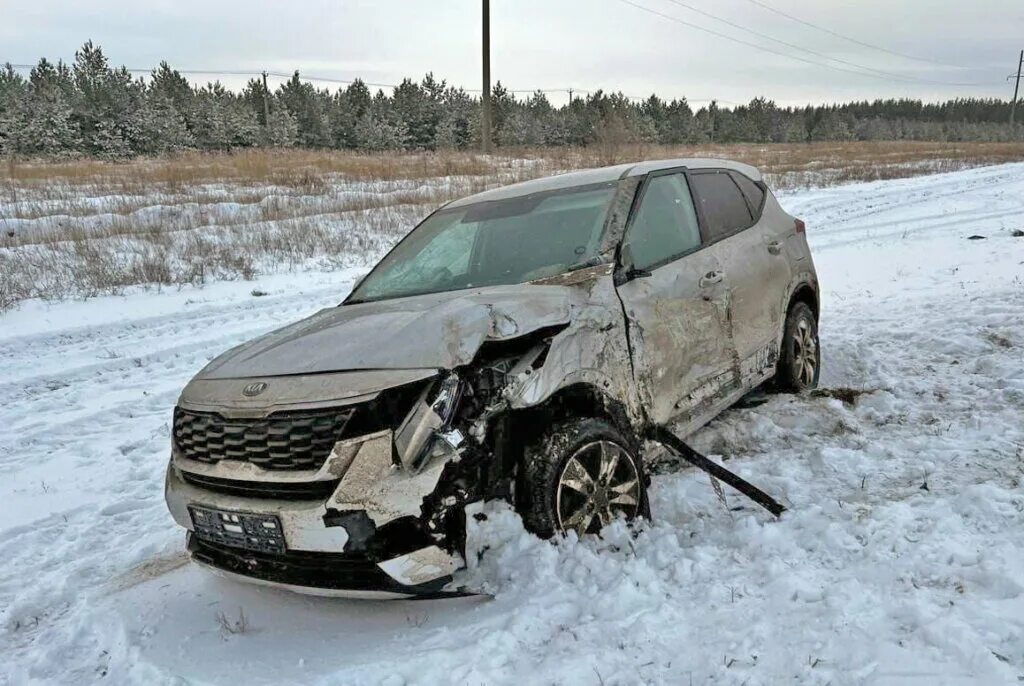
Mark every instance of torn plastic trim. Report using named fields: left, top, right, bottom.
left=377, top=544, right=463, bottom=587
left=646, top=425, right=786, bottom=518
left=331, top=430, right=450, bottom=527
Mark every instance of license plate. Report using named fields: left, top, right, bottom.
left=189, top=505, right=286, bottom=553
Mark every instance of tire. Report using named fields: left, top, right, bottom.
left=518, top=417, right=650, bottom=538
left=773, top=301, right=820, bottom=392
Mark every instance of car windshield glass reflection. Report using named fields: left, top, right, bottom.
left=348, top=183, right=617, bottom=303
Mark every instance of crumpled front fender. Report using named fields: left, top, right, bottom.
left=499, top=274, right=645, bottom=428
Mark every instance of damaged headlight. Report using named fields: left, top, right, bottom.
left=394, top=373, right=465, bottom=471
left=430, top=373, right=463, bottom=425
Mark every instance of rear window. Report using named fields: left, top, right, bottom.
left=730, top=172, right=766, bottom=215
left=689, top=171, right=753, bottom=242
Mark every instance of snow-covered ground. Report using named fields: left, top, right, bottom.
left=1, top=163, right=1023, bottom=685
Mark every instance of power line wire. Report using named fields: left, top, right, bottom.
left=658, top=0, right=977, bottom=85
left=614, top=0, right=1004, bottom=87
left=738, top=0, right=970, bottom=69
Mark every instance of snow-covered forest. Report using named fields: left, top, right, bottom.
left=2, top=42, right=1024, bottom=159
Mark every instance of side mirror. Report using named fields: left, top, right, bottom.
left=350, top=272, right=368, bottom=292
left=613, top=243, right=651, bottom=286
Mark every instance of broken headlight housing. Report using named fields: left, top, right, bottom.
left=430, top=373, right=463, bottom=425
left=394, top=373, right=465, bottom=471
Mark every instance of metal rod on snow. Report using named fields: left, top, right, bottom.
left=645, top=426, right=787, bottom=518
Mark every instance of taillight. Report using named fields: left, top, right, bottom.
left=794, top=218, right=806, bottom=233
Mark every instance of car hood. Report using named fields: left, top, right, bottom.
left=198, top=284, right=584, bottom=379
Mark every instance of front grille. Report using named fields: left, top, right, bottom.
left=181, top=471, right=340, bottom=500
left=188, top=535, right=421, bottom=592
left=172, top=380, right=430, bottom=472
left=173, top=406, right=354, bottom=471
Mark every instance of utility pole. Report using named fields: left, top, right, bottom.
left=1011, top=50, right=1023, bottom=126
left=481, top=0, right=492, bottom=153
left=261, top=71, right=271, bottom=126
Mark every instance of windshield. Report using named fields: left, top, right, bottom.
left=347, top=182, right=618, bottom=304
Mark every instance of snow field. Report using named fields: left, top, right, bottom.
left=1, top=162, right=1023, bottom=685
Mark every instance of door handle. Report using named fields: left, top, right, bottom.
left=699, top=270, right=723, bottom=288
left=766, top=241, right=783, bottom=255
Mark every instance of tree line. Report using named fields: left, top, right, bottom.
left=1, top=42, right=1021, bottom=159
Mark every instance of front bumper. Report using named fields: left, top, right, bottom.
left=165, top=430, right=463, bottom=597
left=187, top=534, right=453, bottom=598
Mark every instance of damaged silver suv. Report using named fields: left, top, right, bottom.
left=165, top=159, right=819, bottom=597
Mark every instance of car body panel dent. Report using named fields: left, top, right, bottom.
left=615, top=248, right=736, bottom=425
left=197, top=285, right=583, bottom=379
left=499, top=273, right=645, bottom=425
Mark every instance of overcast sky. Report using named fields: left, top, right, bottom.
left=3, top=0, right=1022, bottom=106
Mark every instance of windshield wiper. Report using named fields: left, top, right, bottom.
left=564, top=256, right=605, bottom=272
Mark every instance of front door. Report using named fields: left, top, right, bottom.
left=614, top=171, right=737, bottom=426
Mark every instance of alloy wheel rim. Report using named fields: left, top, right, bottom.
left=792, top=318, right=818, bottom=386
left=555, top=440, right=640, bottom=536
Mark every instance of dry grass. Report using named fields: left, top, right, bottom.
left=1, top=148, right=514, bottom=189
left=3, top=141, right=1024, bottom=312
left=530, top=140, right=1024, bottom=188
left=6, top=141, right=1023, bottom=190
left=215, top=607, right=251, bottom=636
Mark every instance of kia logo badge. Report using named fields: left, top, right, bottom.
left=243, top=382, right=268, bottom=397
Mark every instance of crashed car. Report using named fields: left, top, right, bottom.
left=165, top=158, right=820, bottom=597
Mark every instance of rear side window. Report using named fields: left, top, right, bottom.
left=689, top=171, right=754, bottom=242
left=625, top=173, right=702, bottom=270
left=730, top=172, right=766, bottom=216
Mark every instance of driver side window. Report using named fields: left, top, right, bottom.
left=625, top=173, right=702, bottom=270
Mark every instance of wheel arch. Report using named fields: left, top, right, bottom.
left=511, top=381, right=636, bottom=444
left=786, top=279, right=819, bottom=322
left=492, top=382, right=640, bottom=484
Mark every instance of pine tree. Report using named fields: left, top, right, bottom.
left=8, top=41, right=1024, bottom=157
left=17, top=59, right=80, bottom=156
left=354, top=111, right=408, bottom=151
left=0, top=65, right=28, bottom=155
left=328, top=79, right=371, bottom=149
left=810, top=110, right=852, bottom=141
left=277, top=72, right=329, bottom=148
left=138, top=91, right=194, bottom=154
left=353, top=91, right=408, bottom=151
left=264, top=106, right=299, bottom=147
left=149, top=62, right=195, bottom=131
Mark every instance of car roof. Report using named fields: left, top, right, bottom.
left=444, top=158, right=763, bottom=208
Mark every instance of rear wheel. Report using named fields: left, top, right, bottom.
left=774, top=301, right=820, bottom=391
left=518, top=418, right=649, bottom=538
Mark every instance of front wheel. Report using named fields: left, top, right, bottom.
left=518, top=418, right=650, bottom=538
left=774, top=301, right=820, bottom=392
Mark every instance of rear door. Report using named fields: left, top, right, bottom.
left=615, top=170, right=737, bottom=425
left=687, top=169, right=786, bottom=384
